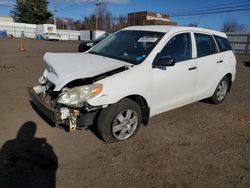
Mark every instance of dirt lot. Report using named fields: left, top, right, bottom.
left=0, top=38, right=250, bottom=188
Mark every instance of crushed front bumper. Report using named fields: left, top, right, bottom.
left=28, top=87, right=61, bottom=126
left=28, top=87, right=99, bottom=130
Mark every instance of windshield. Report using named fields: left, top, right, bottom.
left=89, top=30, right=164, bottom=65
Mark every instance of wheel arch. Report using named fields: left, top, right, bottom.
left=125, top=95, right=150, bottom=126
left=225, top=73, right=233, bottom=91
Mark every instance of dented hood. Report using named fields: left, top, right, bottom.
left=43, top=52, right=130, bottom=91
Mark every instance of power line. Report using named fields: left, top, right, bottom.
left=167, top=0, right=249, bottom=14
left=171, top=4, right=250, bottom=16
left=171, top=7, right=250, bottom=17
left=173, top=15, right=203, bottom=21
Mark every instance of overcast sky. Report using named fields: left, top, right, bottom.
left=0, top=0, right=249, bottom=30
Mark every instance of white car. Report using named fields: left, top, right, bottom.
left=42, top=33, right=67, bottom=41
left=29, top=26, right=236, bottom=143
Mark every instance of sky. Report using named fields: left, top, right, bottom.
left=0, top=0, right=250, bottom=31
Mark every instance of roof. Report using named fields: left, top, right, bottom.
left=123, top=25, right=227, bottom=38
left=128, top=11, right=168, bottom=16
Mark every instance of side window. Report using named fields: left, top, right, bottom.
left=195, top=33, right=218, bottom=58
left=214, top=35, right=232, bottom=52
left=159, top=33, right=192, bottom=62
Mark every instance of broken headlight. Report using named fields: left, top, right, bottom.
left=57, top=84, right=103, bottom=107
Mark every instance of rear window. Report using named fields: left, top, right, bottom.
left=214, top=35, right=232, bottom=52
left=195, top=33, right=218, bottom=57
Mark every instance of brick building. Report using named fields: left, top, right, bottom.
left=127, top=11, right=177, bottom=26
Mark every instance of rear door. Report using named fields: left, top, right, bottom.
left=193, top=33, right=224, bottom=100
left=214, top=35, right=237, bottom=71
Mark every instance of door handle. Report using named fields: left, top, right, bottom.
left=188, top=67, right=197, bottom=71
left=217, top=60, right=223, bottom=63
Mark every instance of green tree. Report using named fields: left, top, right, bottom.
left=11, top=0, right=52, bottom=24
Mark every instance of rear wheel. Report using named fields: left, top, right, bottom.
left=97, top=98, right=142, bottom=143
left=210, top=77, right=229, bottom=104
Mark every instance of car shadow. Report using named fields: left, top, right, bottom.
left=0, top=121, right=58, bottom=188
left=200, top=98, right=213, bottom=104
left=243, top=61, right=250, bottom=67
left=88, top=112, right=104, bottom=142
left=30, top=101, right=68, bottom=131
left=30, top=101, right=56, bottom=128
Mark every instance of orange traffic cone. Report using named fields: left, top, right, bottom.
left=19, top=39, right=26, bottom=51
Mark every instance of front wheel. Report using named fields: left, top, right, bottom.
left=210, top=77, right=229, bottom=104
left=97, top=98, right=142, bottom=143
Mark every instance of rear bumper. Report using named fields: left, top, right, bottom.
left=28, top=87, right=61, bottom=125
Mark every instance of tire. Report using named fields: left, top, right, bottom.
left=210, top=77, right=229, bottom=104
left=97, top=98, right=142, bottom=143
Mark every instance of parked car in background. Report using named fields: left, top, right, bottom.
left=42, top=33, right=67, bottom=41
left=78, top=33, right=112, bottom=52
left=29, top=26, right=236, bottom=143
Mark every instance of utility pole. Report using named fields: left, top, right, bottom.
left=133, top=8, right=136, bottom=26
left=54, top=0, right=56, bottom=26
left=96, top=0, right=100, bottom=30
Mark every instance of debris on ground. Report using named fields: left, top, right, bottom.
left=0, top=64, right=16, bottom=71
left=238, top=116, right=245, bottom=123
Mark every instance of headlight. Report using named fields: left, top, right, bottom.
left=57, top=84, right=103, bottom=107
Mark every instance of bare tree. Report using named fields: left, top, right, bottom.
left=187, top=23, right=198, bottom=27
left=113, top=15, right=127, bottom=31
left=97, top=3, right=113, bottom=31
left=221, top=19, right=246, bottom=32
left=73, top=3, right=128, bottom=32
left=82, top=14, right=96, bottom=30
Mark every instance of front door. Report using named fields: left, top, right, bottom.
left=152, top=32, right=197, bottom=115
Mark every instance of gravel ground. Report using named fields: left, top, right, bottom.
left=0, top=38, right=249, bottom=188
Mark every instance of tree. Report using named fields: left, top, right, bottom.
left=73, top=20, right=83, bottom=30
left=11, top=0, right=52, bottom=24
left=221, top=19, right=246, bottom=32
left=97, top=3, right=113, bottom=31
left=82, top=14, right=96, bottom=30
left=113, top=15, right=127, bottom=31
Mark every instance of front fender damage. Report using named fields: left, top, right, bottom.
left=31, top=66, right=130, bottom=132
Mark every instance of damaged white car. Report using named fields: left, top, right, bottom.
left=29, top=26, right=236, bottom=143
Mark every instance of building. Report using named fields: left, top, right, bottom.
left=0, top=16, right=13, bottom=22
left=127, top=11, right=177, bottom=26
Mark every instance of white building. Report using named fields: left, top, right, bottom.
left=0, top=16, right=14, bottom=22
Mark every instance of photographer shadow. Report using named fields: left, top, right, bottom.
left=0, top=121, right=58, bottom=188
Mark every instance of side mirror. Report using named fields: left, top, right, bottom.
left=153, top=56, right=175, bottom=68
